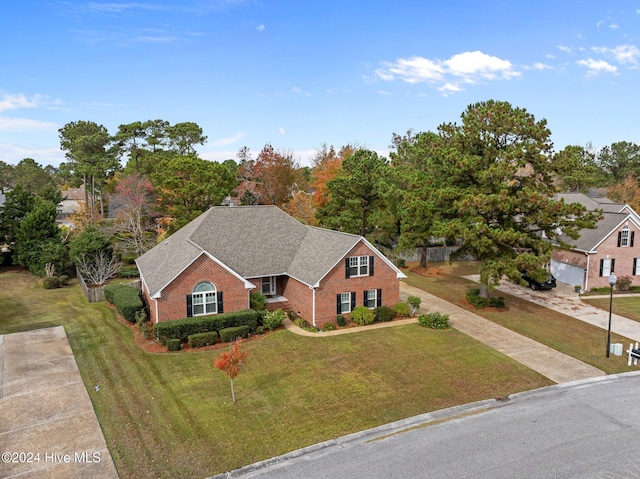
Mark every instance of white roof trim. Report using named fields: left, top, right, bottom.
left=591, top=214, right=640, bottom=251
left=144, top=248, right=254, bottom=299
left=312, top=238, right=406, bottom=288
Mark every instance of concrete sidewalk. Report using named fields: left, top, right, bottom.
left=399, top=282, right=605, bottom=384
left=0, top=326, right=119, bottom=479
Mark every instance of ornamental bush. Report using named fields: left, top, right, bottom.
left=418, top=312, right=449, bottom=329
left=188, top=331, right=220, bottom=348
left=465, top=288, right=505, bottom=309
left=336, top=315, right=346, bottom=327
left=374, top=305, right=395, bottom=322
left=351, top=306, right=375, bottom=325
left=166, top=338, right=181, bottom=351
left=219, top=325, right=251, bottom=342
left=43, top=276, right=60, bottom=289
left=393, top=302, right=410, bottom=318
left=322, top=322, right=336, bottom=332
left=407, top=296, right=421, bottom=316
left=250, top=291, right=267, bottom=311
left=263, top=309, right=287, bottom=330
left=616, top=275, right=633, bottom=292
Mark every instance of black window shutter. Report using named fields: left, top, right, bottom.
left=599, top=259, right=604, bottom=277
left=186, top=294, right=193, bottom=317
left=377, top=288, right=382, bottom=307
left=217, top=291, right=224, bottom=314
left=350, top=292, right=356, bottom=310
left=634, top=258, right=637, bottom=275
left=618, top=232, right=622, bottom=247
left=632, top=232, right=635, bottom=247
left=363, top=290, right=367, bottom=305
left=345, top=258, right=351, bottom=278
left=369, top=256, right=375, bottom=276
left=611, top=258, right=616, bottom=273
left=336, top=294, right=341, bottom=314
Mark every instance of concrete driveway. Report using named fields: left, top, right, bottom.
left=467, top=275, right=640, bottom=344
left=0, top=326, right=118, bottom=479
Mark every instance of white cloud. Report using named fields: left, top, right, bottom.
left=279, top=127, right=285, bottom=135
left=0, top=116, right=58, bottom=131
left=0, top=142, right=64, bottom=166
left=0, top=93, right=42, bottom=112
left=606, top=44, right=640, bottom=64
left=533, top=62, right=553, bottom=70
left=576, top=58, right=618, bottom=76
left=609, top=23, right=619, bottom=30
left=292, top=86, right=311, bottom=96
left=557, top=45, right=573, bottom=54
left=377, top=90, right=392, bottom=96
left=210, top=131, right=246, bottom=147
left=256, top=24, right=265, bottom=32
left=375, top=50, right=518, bottom=95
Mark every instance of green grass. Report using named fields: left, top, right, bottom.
left=402, top=261, right=635, bottom=375
left=583, top=296, right=640, bottom=324
left=0, top=269, right=551, bottom=478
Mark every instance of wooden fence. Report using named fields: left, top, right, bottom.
left=76, top=268, right=105, bottom=303
left=377, top=245, right=473, bottom=264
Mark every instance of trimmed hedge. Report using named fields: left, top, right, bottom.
left=153, top=309, right=258, bottom=344
left=104, top=283, right=144, bottom=322
left=43, top=276, right=60, bottom=289
left=166, top=338, right=182, bottom=351
left=188, top=331, right=220, bottom=348
left=351, top=306, right=375, bottom=325
left=219, top=325, right=251, bottom=342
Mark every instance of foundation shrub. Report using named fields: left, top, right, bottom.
left=188, top=331, right=220, bottom=348
left=351, top=306, right=375, bottom=326
left=153, top=310, right=258, bottom=344
left=374, top=306, right=395, bottom=322
left=219, top=325, right=251, bottom=342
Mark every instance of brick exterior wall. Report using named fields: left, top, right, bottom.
left=585, top=222, right=640, bottom=290
left=147, top=254, right=250, bottom=323
left=313, top=242, right=400, bottom=329
left=141, top=242, right=401, bottom=328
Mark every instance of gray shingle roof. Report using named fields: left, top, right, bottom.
left=555, top=193, right=626, bottom=213
left=136, top=206, right=399, bottom=297
left=556, top=212, right=631, bottom=251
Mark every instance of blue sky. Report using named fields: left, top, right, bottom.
left=1, top=1, right=640, bottom=168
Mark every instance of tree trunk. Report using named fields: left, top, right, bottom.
left=479, top=282, right=489, bottom=299
left=230, top=378, right=236, bottom=403
left=420, top=244, right=428, bottom=269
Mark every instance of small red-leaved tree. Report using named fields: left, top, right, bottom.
left=213, top=339, right=247, bottom=403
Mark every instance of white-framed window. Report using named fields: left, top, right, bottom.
left=365, top=289, right=377, bottom=309
left=260, top=276, right=276, bottom=295
left=339, top=292, right=352, bottom=314
left=192, top=281, right=217, bottom=316
left=348, top=256, right=369, bottom=277
left=620, top=226, right=630, bottom=247
left=601, top=258, right=614, bottom=277
left=635, top=258, right=640, bottom=276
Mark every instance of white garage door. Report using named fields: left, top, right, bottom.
left=551, top=260, right=584, bottom=287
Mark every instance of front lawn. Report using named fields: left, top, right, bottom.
left=0, top=269, right=551, bottom=478
left=402, top=261, right=635, bottom=375
left=583, top=295, right=640, bottom=324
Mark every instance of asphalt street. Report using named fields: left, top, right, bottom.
left=213, top=373, right=640, bottom=479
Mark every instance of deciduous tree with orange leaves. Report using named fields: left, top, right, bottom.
left=213, top=339, right=247, bottom=403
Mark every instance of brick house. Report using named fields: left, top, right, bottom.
left=551, top=193, right=640, bottom=291
left=136, top=205, right=406, bottom=328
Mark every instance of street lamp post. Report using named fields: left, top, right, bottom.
left=606, top=273, right=617, bottom=358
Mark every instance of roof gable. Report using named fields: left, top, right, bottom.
left=137, top=206, right=405, bottom=296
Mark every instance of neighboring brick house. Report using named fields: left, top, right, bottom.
left=551, top=193, right=640, bottom=291
left=136, top=205, right=406, bottom=328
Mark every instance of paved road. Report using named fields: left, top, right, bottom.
left=212, top=372, right=640, bottom=479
